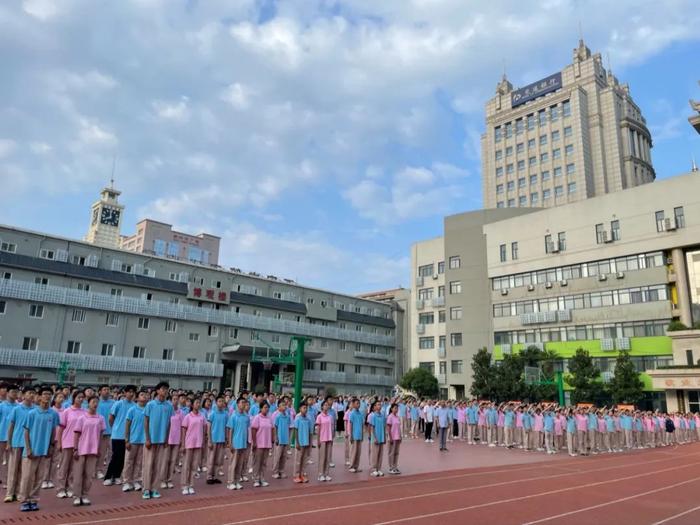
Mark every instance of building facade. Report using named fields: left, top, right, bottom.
left=648, top=329, right=700, bottom=412
left=85, top=187, right=125, bottom=249
left=482, top=40, right=655, bottom=210
left=121, top=219, right=221, bottom=267
left=0, top=225, right=396, bottom=395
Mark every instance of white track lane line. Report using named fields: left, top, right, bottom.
left=651, top=504, right=700, bottom=525
left=522, top=475, right=700, bottom=524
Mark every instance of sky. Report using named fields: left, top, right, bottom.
left=1, top=0, right=699, bottom=294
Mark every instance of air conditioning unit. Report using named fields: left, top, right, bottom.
left=547, top=242, right=560, bottom=253
left=432, top=274, right=439, bottom=280
left=616, top=272, right=625, bottom=279
left=598, top=274, right=608, bottom=281
left=527, top=284, right=535, bottom=292
left=560, top=279, right=568, bottom=287
left=600, top=231, right=609, bottom=243
left=501, top=289, right=509, bottom=296
left=666, top=257, right=674, bottom=265
left=600, top=338, right=615, bottom=351
left=664, top=218, right=677, bottom=231
left=545, top=281, right=553, bottom=289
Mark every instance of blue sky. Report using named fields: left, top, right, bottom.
left=1, top=0, right=699, bottom=294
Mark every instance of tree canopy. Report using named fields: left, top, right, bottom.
left=400, top=367, right=439, bottom=397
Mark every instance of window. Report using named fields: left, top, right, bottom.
left=0, top=241, right=17, bottom=253
left=438, top=285, right=445, bottom=297
left=0, top=300, right=5, bottom=314
left=562, top=100, right=571, bottom=117
left=449, top=281, right=462, bottom=294
left=438, top=261, right=445, bottom=274
left=505, top=122, right=512, bottom=138
left=545, top=234, right=553, bottom=253
left=39, top=248, right=55, bottom=260
left=528, top=138, right=536, bottom=149
left=496, top=167, right=503, bottom=178
left=105, top=313, right=119, bottom=327
left=674, top=207, right=686, bottom=228
left=568, top=182, right=577, bottom=194
left=494, top=126, right=502, bottom=142
left=162, top=348, right=174, bottom=360
left=565, top=144, right=574, bottom=156
left=558, top=232, right=567, bottom=251
left=530, top=193, right=539, bottom=205
left=516, top=143, right=524, bottom=154
left=515, top=119, right=524, bottom=134
left=611, top=220, right=620, bottom=240
left=418, top=264, right=434, bottom=277
left=655, top=211, right=665, bottom=232
left=566, top=163, right=575, bottom=176
left=517, top=160, right=525, bottom=171
left=66, top=341, right=81, bottom=354
left=511, top=242, right=518, bottom=260
left=133, top=346, right=146, bottom=359
left=506, top=146, right=513, bottom=157
left=165, top=320, right=177, bottom=333
left=419, top=362, right=435, bottom=375
left=506, top=181, right=515, bottom=192
left=450, top=333, right=463, bottom=347
left=438, top=310, right=446, bottom=323
left=188, top=332, right=200, bottom=342
left=499, top=244, right=507, bottom=262
left=229, top=327, right=238, bottom=338
left=208, top=325, right=218, bottom=337
left=519, top=196, right=527, bottom=206
left=111, top=288, right=122, bottom=297
left=551, top=130, right=560, bottom=142
left=686, top=350, right=694, bottom=367
left=419, top=337, right=435, bottom=349
left=540, top=152, right=549, bottom=163
left=529, top=174, right=538, bottom=185
left=250, top=330, right=259, bottom=341
left=101, top=344, right=115, bottom=357
left=554, top=166, right=562, bottom=177
left=508, top=198, right=515, bottom=207
left=339, top=341, right=346, bottom=351
left=541, top=170, right=550, bottom=181
left=518, top=177, right=526, bottom=188
left=496, top=185, right=504, bottom=195
left=553, top=148, right=561, bottom=160
left=543, top=189, right=551, bottom=200
left=71, top=309, right=86, bottom=323
left=550, top=105, right=559, bottom=122
left=527, top=114, right=535, bottom=130
left=595, top=223, right=605, bottom=244
left=137, top=317, right=150, bottom=330
left=506, top=163, right=514, bottom=174
left=22, top=337, right=38, bottom=351
left=450, top=306, right=463, bottom=320
left=2, top=272, right=11, bottom=279
left=34, top=277, right=49, bottom=286
left=76, top=282, right=90, bottom=292
left=354, top=364, right=362, bottom=374
left=449, top=256, right=461, bottom=269
left=419, top=313, right=435, bottom=325
left=538, top=110, right=547, bottom=126
left=271, top=334, right=281, bottom=344
left=564, top=126, right=572, bottom=137
left=29, top=304, right=44, bottom=318
left=554, top=185, right=563, bottom=197
left=495, top=150, right=503, bottom=161
left=497, top=201, right=504, bottom=208
left=451, top=360, right=464, bottom=374
left=418, top=288, right=434, bottom=300
left=539, top=135, right=547, bottom=146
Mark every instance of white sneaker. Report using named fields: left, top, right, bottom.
left=41, top=481, right=49, bottom=489
left=103, top=479, right=114, bottom=486
left=73, top=497, right=82, bottom=506
left=272, top=473, right=281, bottom=479
left=57, top=490, right=68, bottom=498
left=82, top=497, right=91, bottom=505
left=160, top=482, right=168, bottom=489
left=261, top=480, right=269, bottom=487
left=183, top=487, right=190, bottom=495
left=235, top=483, right=243, bottom=490
left=241, top=476, right=249, bottom=482
left=425, top=439, right=429, bottom=443
left=167, top=482, right=174, bottom=489
left=324, top=476, right=332, bottom=482
left=318, top=475, right=326, bottom=481
left=253, top=481, right=261, bottom=487
left=371, top=471, right=379, bottom=477
left=114, top=478, right=123, bottom=485
left=378, top=471, right=385, bottom=477
left=66, top=490, right=74, bottom=498
left=188, top=487, right=195, bottom=495
left=133, top=482, right=142, bottom=491
left=329, top=463, right=335, bottom=468
left=122, top=483, right=133, bottom=492
left=227, top=483, right=236, bottom=490
left=349, top=468, right=357, bottom=473
left=46, top=481, right=55, bottom=489
left=97, top=472, right=105, bottom=479
left=248, top=467, right=253, bottom=474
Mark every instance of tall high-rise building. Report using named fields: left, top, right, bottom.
left=482, top=40, right=655, bottom=209
left=85, top=186, right=124, bottom=248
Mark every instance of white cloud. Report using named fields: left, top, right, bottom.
left=220, top=83, right=251, bottom=110
left=29, top=142, right=52, bottom=154
left=77, top=118, right=117, bottom=145
left=22, top=0, right=59, bottom=20
left=152, top=96, right=191, bottom=122
left=0, top=139, right=17, bottom=158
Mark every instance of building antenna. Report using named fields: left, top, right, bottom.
left=110, top=155, right=116, bottom=189
left=578, top=20, right=584, bottom=42
left=692, top=154, right=699, bottom=173
left=502, top=58, right=507, bottom=79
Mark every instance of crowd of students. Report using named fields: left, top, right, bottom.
left=1, top=382, right=698, bottom=513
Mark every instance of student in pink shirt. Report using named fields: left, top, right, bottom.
left=71, top=396, right=106, bottom=506
left=250, top=402, right=272, bottom=487
left=161, top=397, right=182, bottom=490
left=456, top=404, right=466, bottom=442
left=57, top=390, right=86, bottom=498
left=533, top=409, right=544, bottom=451
left=554, top=410, right=564, bottom=451
left=575, top=410, right=588, bottom=456
left=386, top=404, right=402, bottom=475
left=180, top=398, right=205, bottom=495
left=315, top=401, right=334, bottom=482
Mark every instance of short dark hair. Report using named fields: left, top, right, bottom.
left=155, top=381, right=170, bottom=391
left=123, top=385, right=137, bottom=394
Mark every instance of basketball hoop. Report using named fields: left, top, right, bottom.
left=524, top=366, right=542, bottom=385
left=262, top=360, right=273, bottom=371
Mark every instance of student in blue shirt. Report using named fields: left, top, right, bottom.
left=142, top=382, right=173, bottom=499
left=292, top=403, right=312, bottom=483
left=565, top=409, right=577, bottom=456
left=4, top=389, right=35, bottom=503
left=96, top=385, right=114, bottom=480
left=271, top=399, right=291, bottom=479
left=225, top=397, right=250, bottom=490
left=0, top=383, right=19, bottom=487
left=504, top=404, right=515, bottom=448
left=104, top=385, right=136, bottom=486
left=18, top=387, right=57, bottom=512
left=122, top=391, right=147, bottom=493
left=467, top=401, right=478, bottom=444
left=522, top=409, right=532, bottom=451
left=368, top=401, right=386, bottom=476
left=543, top=409, right=555, bottom=454
left=206, top=396, right=227, bottom=485
left=348, top=398, right=364, bottom=473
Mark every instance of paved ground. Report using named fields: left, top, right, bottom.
left=2, top=438, right=699, bottom=525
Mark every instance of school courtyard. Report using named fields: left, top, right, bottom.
left=2, top=438, right=700, bottom=525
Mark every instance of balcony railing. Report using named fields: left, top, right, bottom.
left=431, top=296, right=445, bottom=307
left=438, top=346, right=446, bottom=359
left=303, top=369, right=394, bottom=386
left=353, top=350, right=393, bottom=362
left=437, top=373, right=447, bottom=385
left=0, top=347, right=223, bottom=378
left=415, top=299, right=425, bottom=310
left=416, top=323, right=425, bottom=334
left=0, top=279, right=394, bottom=347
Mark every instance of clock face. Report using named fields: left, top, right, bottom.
left=100, top=207, right=120, bottom=227
left=92, top=208, right=99, bottom=225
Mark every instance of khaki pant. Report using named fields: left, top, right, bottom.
left=624, top=429, right=633, bottom=448
left=72, top=455, right=97, bottom=498
left=161, top=444, right=179, bottom=483
left=227, top=448, right=248, bottom=484
left=18, top=456, right=46, bottom=503
left=577, top=431, right=587, bottom=454
left=318, top=441, right=332, bottom=477
left=344, top=436, right=350, bottom=464
left=206, top=443, right=225, bottom=478
left=371, top=442, right=384, bottom=472
left=4, top=447, right=23, bottom=498
left=45, top=444, right=59, bottom=482
left=181, top=448, right=201, bottom=488
left=504, top=427, right=513, bottom=447
left=272, top=444, right=288, bottom=475
left=97, top=435, right=110, bottom=476
left=567, top=432, right=576, bottom=455
left=387, top=440, right=400, bottom=470
left=349, top=439, right=362, bottom=470
left=294, top=446, right=310, bottom=478
left=57, top=447, right=75, bottom=491
left=122, top=444, right=143, bottom=484
left=252, top=448, right=269, bottom=482
left=143, top=443, right=166, bottom=492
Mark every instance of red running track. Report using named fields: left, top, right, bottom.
left=3, top=444, right=700, bottom=525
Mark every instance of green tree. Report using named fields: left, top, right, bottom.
left=491, top=353, right=526, bottom=402
left=519, top=346, right=561, bottom=402
left=609, top=350, right=645, bottom=405
left=470, top=347, right=495, bottom=399
left=400, top=367, right=439, bottom=398
left=566, top=348, right=605, bottom=404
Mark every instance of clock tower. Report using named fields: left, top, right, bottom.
left=85, top=184, right=124, bottom=248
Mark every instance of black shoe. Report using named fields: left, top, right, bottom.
left=212, top=478, right=222, bottom=484
left=206, top=479, right=216, bottom=485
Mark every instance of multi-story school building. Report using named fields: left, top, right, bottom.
left=411, top=170, right=700, bottom=407
left=0, top=189, right=397, bottom=395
